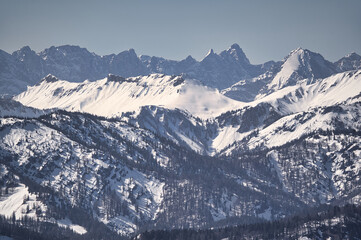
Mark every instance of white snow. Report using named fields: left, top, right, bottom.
left=14, top=74, right=244, bottom=119
left=255, top=70, right=361, bottom=114
left=57, top=218, right=87, bottom=235
left=211, top=125, right=250, bottom=154
left=0, top=184, right=47, bottom=220
left=267, top=151, right=290, bottom=192
left=268, top=48, right=305, bottom=90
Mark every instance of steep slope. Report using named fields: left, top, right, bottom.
left=14, top=74, right=244, bottom=119
left=262, top=48, right=337, bottom=95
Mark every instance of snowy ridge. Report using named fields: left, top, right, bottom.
left=225, top=103, right=361, bottom=153
left=254, top=70, right=361, bottom=114
left=204, top=70, right=361, bottom=154
left=15, top=74, right=244, bottom=119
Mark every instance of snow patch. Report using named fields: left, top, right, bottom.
left=57, top=218, right=87, bottom=235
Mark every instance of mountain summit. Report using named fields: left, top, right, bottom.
left=266, top=48, right=336, bottom=92
left=221, top=43, right=250, bottom=65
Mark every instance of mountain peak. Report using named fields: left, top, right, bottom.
left=41, top=45, right=89, bottom=56
left=266, top=48, right=336, bottom=91
left=12, top=46, right=38, bottom=61
left=224, top=43, right=250, bottom=65
left=289, top=47, right=306, bottom=56
left=117, top=48, right=138, bottom=59
left=128, top=48, right=136, bottom=55
left=41, top=74, right=59, bottom=84
left=230, top=43, right=241, bottom=50
left=185, top=55, right=195, bottom=61
left=19, top=46, right=33, bottom=53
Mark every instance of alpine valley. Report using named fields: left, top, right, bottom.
left=0, top=44, right=361, bottom=239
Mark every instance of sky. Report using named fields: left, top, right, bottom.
left=0, top=0, right=360, bottom=64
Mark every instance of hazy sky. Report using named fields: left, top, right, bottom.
left=1, top=0, right=360, bottom=64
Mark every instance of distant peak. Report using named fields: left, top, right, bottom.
left=42, top=45, right=85, bottom=54
left=128, top=48, right=136, bottom=55
left=224, top=43, right=250, bottom=64
left=12, top=46, right=36, bottom=58
left=230, top=43, right=241, bottom=50
left=117, top=48, right=138, bottom=58
left=185, top=55, right=195, bottom=61
left=41, top=74, right=59, bottom=84
left=290, top=47, right=305, bottom=55
left=57, top=45, right=82, bottom=50
left=19, top=46, right=32, bottom=52
left=285, top=48, right=310, bottom=61
left=183, top=55, right=196, bottom=63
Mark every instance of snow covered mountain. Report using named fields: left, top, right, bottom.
left=265, top=48, right=336, bottom=92
left=222, top=48, right=338, bottom=101
left=14, top=74, right=244, bottom=119
left=1, top=45, right=361, bottom=238
left=1, top=99, right=360, bottom=237
left=1, top=44, right=359, bottom=98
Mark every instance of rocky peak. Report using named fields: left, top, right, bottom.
left=41, top=74, right=59, bottom=83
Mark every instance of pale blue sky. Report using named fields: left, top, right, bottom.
left=1, top=0, right=360, bottom=64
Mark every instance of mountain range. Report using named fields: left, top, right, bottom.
left=0, top=44, right=361, bottom=239
left=1, top=44, right=360, bottom=98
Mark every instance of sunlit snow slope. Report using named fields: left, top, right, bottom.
left=15, top=74, right=244, bottom=119
left=255, top=70, right=361, bottom=114
left=265, top=48, right=336, bottom=92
